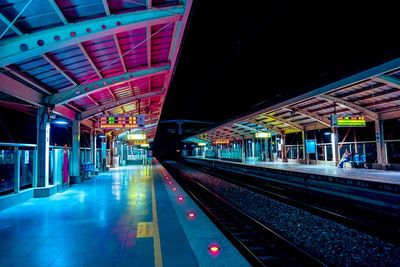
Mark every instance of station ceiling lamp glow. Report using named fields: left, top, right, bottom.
left=52, top=119, right=68, bottom=125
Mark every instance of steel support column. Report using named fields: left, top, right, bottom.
left=375, top=120, right=387, bottom=165
left=241, top=139, right=246, bottom=163
left=301, top=131, right=306, bottom=161
left=13, top=150, right=21, bottom=193
left=37, top=107, right=50, bottom=187
left=93, top=132, right=97, bottom=170
left=281, top=134, right=287, bottom=162
left=331, top=127, right=339, bottom=164
left=71, top=120, right=80, bottom=179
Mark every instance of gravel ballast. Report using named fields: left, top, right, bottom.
left=167, top=161, right=400, bottom=266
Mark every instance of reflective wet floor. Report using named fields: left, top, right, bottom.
left=0, top=166, right=156, bottom=267
left=0, top=164, right=249, bottom=267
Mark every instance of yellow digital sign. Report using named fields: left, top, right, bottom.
left=132, top=140, right=147, bottom=145
left=213, top=139, right=230, bottom=145
left=198, top=143, right=207, bottom=146
left=337, top=116, right=366, bottom=127
left=127, top=134, right=146, bottom=140
left=255, top=132, right=271, bottom=138
left=99, top=116, right=137, bottom=129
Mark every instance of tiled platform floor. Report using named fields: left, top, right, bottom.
left=0, top=163, right=249, bottom=267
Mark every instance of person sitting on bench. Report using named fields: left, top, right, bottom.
left=338, top=149, right=351, bottom=168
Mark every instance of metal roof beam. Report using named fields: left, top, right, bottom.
left=286, top=107, right=331, bottom=127
left=48, top=65, right=170, bottom=105
left=108, top=87, right=117, bottom=100
left=53, top=105, right=77, bottom=120
left=372, top=75, right=400, bottom=90
left=319, top=94, right=379, bottom=120
left=113, top=34, right=127, bottom=72
left=0, top=73, right=80, bottom=121
left=2, top=66, right=52, bottom=95
left=77, top=43, right=102, bottom=78
left=42, top=54, right=78, bottom=85
left=0, top=6, right=184, bottom=67
left=147, top=26, right=151, bottom=67
left=233, top=123, right=258, bottom=133
left=0, top=72, right=43, bottom=106
left=265, top=114, right=304, bottom=131
left=102, top=0, right=111, bottom=16
left=86, top=95, right=99, bottom=106
left=246, top=119, right=280, bottom=133
left=0, top=12, right=23, bottom=35
left=48, top=0, right=68, bottom=25
left=80, top=90, right=164, bottom=119
left=224, top=127, right=251, bottom=138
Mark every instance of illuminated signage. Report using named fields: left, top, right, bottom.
left=99, top=115, right=138, bottom=129
left=255, top=132, right=271, bottom=138
left=127, top=134, right=146, bottom=140
left=213, top=139, right=230, bottom=145
left=132, top=140, right=147, bottom=145
left=140, top=143, right=150, bottom=148
left=332, top=115, right=366, bottom=127
left=198, top=143, right=207, bottom=146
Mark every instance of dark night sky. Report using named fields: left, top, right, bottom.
left=160, top=0, right=400, bottom=124
left=2, top=1, right=400, bottom=152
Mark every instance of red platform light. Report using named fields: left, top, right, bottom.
left=168, top=181, right=172, bottom=184
left=172, top=187, right=177, bottom=191
left=187, top=212, right=196, bottom=218
left=208, top=244, right=221, bottom=255
left=177, top=196, right=184, bottom=202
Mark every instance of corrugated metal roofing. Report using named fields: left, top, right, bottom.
left=0, top=0, right=193, bottom=140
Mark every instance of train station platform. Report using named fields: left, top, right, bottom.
left=184, top=157, right=400, bottom=211
left=0, top=161, right=249, bottom=267
left=186, top=156, right=400, bottom=186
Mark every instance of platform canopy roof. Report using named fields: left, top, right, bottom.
left=0, top=0, right=192, bottom=139
left=186, top=57, right=400, bottom=143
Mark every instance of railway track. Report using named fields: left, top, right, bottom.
left=163, top=162, right=326, bottom=267
left=181, top=160, right=400, bottom=245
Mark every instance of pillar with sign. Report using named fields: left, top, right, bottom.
left=375, top=120, right=387, bottom=166
left=36, top=107, right=50, bottom=187
left=70, top=120, right=80, bottom=183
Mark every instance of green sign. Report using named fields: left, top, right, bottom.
left=337, top=116, right=366, bottom=127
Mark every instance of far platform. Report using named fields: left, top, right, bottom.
left=186, top=156, right=400, bottom=186
left=184, top=157, right=400, bottom=211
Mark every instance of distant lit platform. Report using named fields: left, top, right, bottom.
left=0, top=162, right=249, bottom=267
left=186, top=156, right=400, bottom=186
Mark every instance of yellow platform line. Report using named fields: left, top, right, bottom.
left=151, top=166, right=163, bottom=267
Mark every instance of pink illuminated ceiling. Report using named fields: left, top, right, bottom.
left=0, top=0, right=192, bottom=140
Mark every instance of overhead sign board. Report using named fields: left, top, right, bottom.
left=305, top=139, right=317, bottom=153
left=213, top=139, right=230, bottom=145
left=198, top=143, right=207, bottom=146
left=99, top=115, right=138, bottom=129
left=132, top=140, right=148, bottom=145
left=331, top=115, right=366, bottom=127
left=127, top=133, right=146, bottom=140
left=255, top=132, right=271, bottom=138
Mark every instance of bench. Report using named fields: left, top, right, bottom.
left=81, top=162, right=94, bottom=179
left=343, top=154, right=367, bottom=169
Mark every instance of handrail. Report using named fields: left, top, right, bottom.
left=0, top=142, right=36, bottom=148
